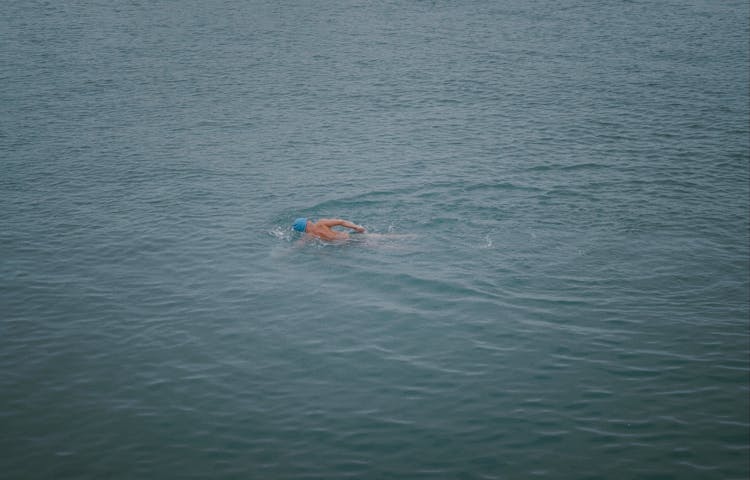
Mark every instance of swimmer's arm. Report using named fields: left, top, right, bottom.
left=294, top=235, right=312, bottom=247
left=318, top=218, right=366, bottom=233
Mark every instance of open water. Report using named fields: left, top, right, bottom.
left=1, top=1, right=749, bottom=479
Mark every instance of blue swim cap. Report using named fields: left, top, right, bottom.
left=292, top=217, right=308, bottom=232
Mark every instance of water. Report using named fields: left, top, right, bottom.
left=2, top=1, right=748, bottom=478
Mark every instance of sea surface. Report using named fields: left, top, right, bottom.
left=1, top=1, right=748, bottom=478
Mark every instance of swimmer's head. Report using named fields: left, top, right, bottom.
left=292, top=217, right=308, bottom=232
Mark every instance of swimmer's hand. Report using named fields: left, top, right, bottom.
left=353, top=225, right=366, bottom=233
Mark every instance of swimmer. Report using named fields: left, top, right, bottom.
left=292, top=217, right=366, bottom=241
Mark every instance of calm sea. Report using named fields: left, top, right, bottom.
left=2, top=1, right=748, bottom=478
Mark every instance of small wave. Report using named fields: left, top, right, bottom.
left=524, top=162, right=609, bottom=172
left=479, top=235, right=493, bottom=249
left=268, top=226, right=292, bottom=242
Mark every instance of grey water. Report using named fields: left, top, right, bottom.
left=1, top=1, right=748, bottom=478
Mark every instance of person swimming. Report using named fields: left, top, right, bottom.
left=292, top=217, right=366, bottom=241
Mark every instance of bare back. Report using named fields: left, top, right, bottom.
left=306, top=222, right=350, bottom=241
